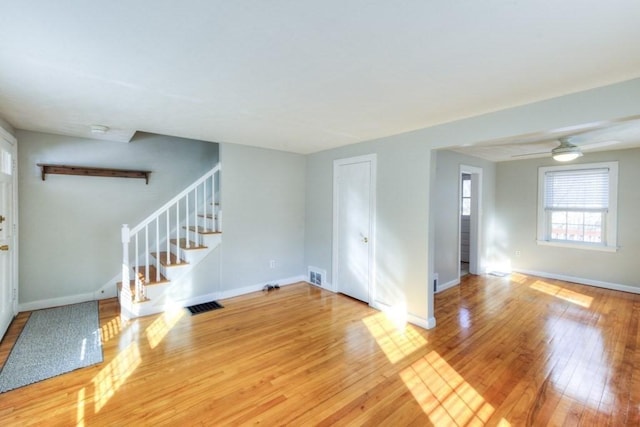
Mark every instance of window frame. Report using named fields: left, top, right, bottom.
left=537, top=161, right=618, bottom=252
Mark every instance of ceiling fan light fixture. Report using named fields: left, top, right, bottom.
left=552, top=138, right=583, bottom=162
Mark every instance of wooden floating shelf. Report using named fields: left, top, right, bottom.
left=37, top=164, right=152, bottom=184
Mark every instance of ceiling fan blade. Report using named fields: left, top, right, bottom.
left=578, top=139, right=620, bottom=150
left=511, top=151, right=549, bottom=158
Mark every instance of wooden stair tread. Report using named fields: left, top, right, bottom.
left=151, top=251, right=189, bottom=267
left=183, top=225, right=222, bottom=235
left=170, top=238, right=208, bottom=250
left=133, top=265, right=169, bottom=285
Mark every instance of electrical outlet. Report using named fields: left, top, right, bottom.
left=269, top=260, right=276, bottom=269
left=515, top=250, right=521, bottom=257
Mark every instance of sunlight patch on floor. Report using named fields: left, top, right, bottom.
left=100, top=316, right=123, bottom=343
left=362, top=311, right=426, bottom=364
left=76, top=387, right=86, bottom=427
left=530, top=280, right=593, bottom=308
left=400, top=350, right=511, bottom=426
left=509, top=272, right=528, bottom=284
left=92, top=341, right=141, bottom=412
left=145, top=308, right=185, bottom=349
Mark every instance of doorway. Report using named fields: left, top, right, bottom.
left=459, top=165, right=482, bottom=278
left=0, top=134, right=17, bottom=340
left=332, top=154, right=376, bottom=303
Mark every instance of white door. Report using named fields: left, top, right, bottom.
left=0, top=136, right=15, bottom=340
left=333, top=155, right=375, bottom=303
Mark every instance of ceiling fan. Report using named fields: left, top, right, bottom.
left=511, top=136, right=619, bottom=161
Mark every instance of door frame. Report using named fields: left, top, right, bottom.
left=0, top=127, right=18, bottom=331
left=458, top=165, right=482, bottom=278
left=332, top=154, right=377, bottom=303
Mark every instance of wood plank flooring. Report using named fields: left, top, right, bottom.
left=1, top=273, right=639, bottom=425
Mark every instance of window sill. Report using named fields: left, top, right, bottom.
left=536, top=240, right=618, bottom=253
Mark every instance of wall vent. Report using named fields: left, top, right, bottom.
left=308, top=266, right=326, bottom=287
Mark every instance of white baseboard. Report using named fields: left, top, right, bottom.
left=218, top=275, right=307, bottom=300
left=513, top=268, right=640, bottom=295
left=435, top=278, right=460, bottom=294
left=305, top=280, right=334, bottom=293
left=19, top=292, right=97, bottom=312
left=370, top=300, right=435, bottom=330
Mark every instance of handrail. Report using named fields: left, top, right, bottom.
left=130, top=164, right=220, bottom=235
left=121, top=164, right=220, bottom=304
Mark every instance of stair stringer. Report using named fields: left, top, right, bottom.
left=121, top=233, right=221, bottom=318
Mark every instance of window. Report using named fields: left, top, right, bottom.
left=0, top=148, right=11, bottom=175
left=537, top=162, right=618, bottom=252
left=461, top=174, right=471, bottom=216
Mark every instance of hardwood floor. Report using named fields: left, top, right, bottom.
left=1, top=273, right=639, bottom=425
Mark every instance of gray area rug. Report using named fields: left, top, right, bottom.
left=0, top=301, right=103, bottom=393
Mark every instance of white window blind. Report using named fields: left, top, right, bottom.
left=537, top=162, right=618, bottom=252
left=544, top=168, right=609, bottom=211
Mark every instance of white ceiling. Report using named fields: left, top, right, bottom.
left=448, top=116, right=640, bottom=162
left=1, top=1, right=640, bottom=154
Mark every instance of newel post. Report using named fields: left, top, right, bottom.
left=121, top=224, right=132, bottom=304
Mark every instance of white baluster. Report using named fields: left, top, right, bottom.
left=155, top=217, right=160, bottom=282
left=145, top=224, right=149, bottom=283
left=135, top=233, right=139, bottom=301
left=166, top=210, right=170, bottom=265
left=121, top=225, right=131, bottom=304
left=194, top=187, right=198, bottom=245
left=176, top=200, right=180, bottom=252
left=185, top=193, right=190, bottom=248
left=203, top=180, right=208, bottom=231
left=212, top=173, right=217, bottom=231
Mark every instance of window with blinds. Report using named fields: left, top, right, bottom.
left=537, top=162, right=618, bottom=251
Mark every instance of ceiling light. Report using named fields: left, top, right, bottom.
left=90, top=125, right=109, bottom=134
left=552, top=138, right=583, bottom=162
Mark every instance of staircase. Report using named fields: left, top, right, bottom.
left=119, top=164, right=221, bottom=318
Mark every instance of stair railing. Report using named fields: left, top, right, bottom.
left=121, top=164, right=220, bottom=303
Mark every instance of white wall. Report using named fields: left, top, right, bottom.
left=305, top=78, right=640, bottom=329
left=219, top=143, right=306, bottom=292
left=18, top=131, right=219, bottom=305
left=305, top=137, right=433, bottom=327
left=433, top=150, right=496, bottom=289
left=495, top=148, right=640, bottom=290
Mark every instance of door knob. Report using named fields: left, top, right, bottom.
left=0, top=245, right=8, bottom=251
left=363, top=237, right=368, bottom=243
left=0, top=215, right=5, bottom=223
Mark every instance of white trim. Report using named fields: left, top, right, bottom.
left=370, top=299, right=436, bottom=330
left=332, top=154, right=377, bottom=302
left=19, top=292, right=97, bottom=312
left=459, top=165, right=483, bottom=278
left=0, top=125, right=16, bottom=145
left=435, top=278, right=460, bottom=294
left=537, top=161, right=618, bottom=250
left=1, top=134, right=19, bottom=320
left=536, top=240, right=618, bottom=252
left=513, top=268, right=640, bottom=295
left=426, top=316, right=437, bottom=329
left=218, top=275, right=306, bottom=300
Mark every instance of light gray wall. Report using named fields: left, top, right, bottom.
left=495, top=148, right=640, bottom=288
left=305, top=78, right=640, bottom=327
left=219, top=143, right=305, bottom=291
left=305, top=137, right=432, bottom=324
left=18, top=131, right=218, bottom=304
left=433, top=150, right=496, bottom=288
